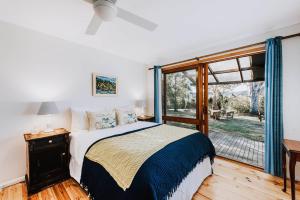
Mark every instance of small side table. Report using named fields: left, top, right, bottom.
left=137, top=115, right=155, bottom=122
left=24, top=128, right=71, bottom=194
left=282, top=139, right=300, bottom=200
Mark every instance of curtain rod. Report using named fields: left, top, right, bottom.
left=148, top=32, right=300, bottom=70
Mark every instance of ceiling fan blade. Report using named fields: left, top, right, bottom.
left=86, top=14, right=102, bottom=35
left=117, top=7, right=158, bottom=31
left=84, top=0, right=116, bottom=4
left=83, top=0, right=94, bottom=3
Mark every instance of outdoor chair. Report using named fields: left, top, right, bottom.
left=258, top=111, right=264, bottom=122
left=226, top=111, right=234, bottom=119
left=210, top=109, right=221, bottom=120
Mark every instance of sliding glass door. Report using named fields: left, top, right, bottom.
left=161, top=46, right=266, bottom=168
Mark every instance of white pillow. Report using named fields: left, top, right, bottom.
left=87, top=110, right=117, bottom=131
left=116, top=109, right=138, bottom=125
left=71, top=108, right=89, bottom=131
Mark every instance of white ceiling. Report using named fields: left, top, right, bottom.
left=0, top=0, right=300, bottom=64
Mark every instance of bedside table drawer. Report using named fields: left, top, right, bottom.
left=32, top=136, right=66, bottom=150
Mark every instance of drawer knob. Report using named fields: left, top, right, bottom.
left=62, top=152, right=66, bottom=156
left=48, top=140, right=53, bottom=144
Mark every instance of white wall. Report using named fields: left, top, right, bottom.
left=145, top=69, right=154, bottom=116
left=283, top=37, right=300, bottom=140
left=282, top=36, right=300, bottom=179
left=0, top=21, right=147, bottom=187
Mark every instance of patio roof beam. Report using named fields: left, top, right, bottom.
left=208, top=66, right=263, bottom=75
left=208, top=78, right=264, bottom=85
left=237, top=58, right=244, bottom=82
left=212, top=68, right=239, bottom=74
left=208, top=65, right=219, bottom=83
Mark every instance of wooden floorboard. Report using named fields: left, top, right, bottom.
left=1, top=158, right=298, bottom=200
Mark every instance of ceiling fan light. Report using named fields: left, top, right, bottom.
left=94, top=1, right=117, bottom=21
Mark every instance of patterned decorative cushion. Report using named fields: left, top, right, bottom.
left=87, top=111, right=116, bottom=130
left=116, top=110, right=138, bottom=125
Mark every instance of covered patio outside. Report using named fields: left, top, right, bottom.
left=207, top=53, right=265, bottom=168
left=209, top=115, right=264, bottom=168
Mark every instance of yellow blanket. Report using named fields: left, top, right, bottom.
left=85, top=124, right=197, bottom=191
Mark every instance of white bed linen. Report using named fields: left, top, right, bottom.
left=69, top=121, right=212, bottom=200
left=169, top=157, right=211, bottom=200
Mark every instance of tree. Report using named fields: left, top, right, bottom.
left=209, top=85, right=235, bottom=110
left=249, top=82, right=264, bottom=114
left=166, top=72, right=192, bottom=112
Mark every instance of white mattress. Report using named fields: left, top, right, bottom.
left=69, top=122, right=212, bottom=200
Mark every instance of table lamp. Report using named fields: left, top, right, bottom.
left=37, top=101, right=59, bottom=132
left=136, top=100, right=146, bottom=117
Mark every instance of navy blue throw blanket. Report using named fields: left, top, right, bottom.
left=80, top=125, right=215, bottom=200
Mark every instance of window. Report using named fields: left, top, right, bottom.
left=162, top=65, right=208, bottom=133
left=165, top=69, right=197, bottom=119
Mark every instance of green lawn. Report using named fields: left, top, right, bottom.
left=166, top=109, right=264, bottom=142
left=209, top=116, right=264, bottom=142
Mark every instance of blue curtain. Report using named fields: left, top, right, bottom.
left=264, top=37, right=284, bottom=177
left=154, top=66, right=162, bottom=123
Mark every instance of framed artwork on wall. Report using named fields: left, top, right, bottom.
left=93, top=73, right=118, bottom=96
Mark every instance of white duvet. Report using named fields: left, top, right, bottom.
left=69, top=121, right=212, bottom=200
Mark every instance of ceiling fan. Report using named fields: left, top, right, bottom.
left=84, top=0, right=158, bottom=35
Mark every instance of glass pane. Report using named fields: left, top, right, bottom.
left=208, top=75, right=216, bottom=83
left=239, top=56, right=251, bottom=68
left=209, top=59, right=238, bottom=72
left=242, top=70, right=253, bottom=81
left=166, top=69, right=197, bottom=119
left=216, top=72, right=241, bottom=82
left=166, top=121, right=197, bottom=130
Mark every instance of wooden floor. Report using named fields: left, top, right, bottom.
left=1, top=158, right=298, bottom=200
left=210, top=131, right=264, bottom=168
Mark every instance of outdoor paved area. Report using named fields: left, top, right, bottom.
left=209, top=130, right=264, bottom=168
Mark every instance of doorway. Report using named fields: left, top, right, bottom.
left=207, top=53, right=265, bottom=168
left=161, top=50, right=265, bottom=168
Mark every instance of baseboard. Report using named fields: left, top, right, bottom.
left=0, top=176, right=25, bottom=189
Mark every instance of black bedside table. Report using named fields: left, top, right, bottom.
left=282, top=139, right=300, bottom=200
left=24, top=128, right=70, bottom=195
left=137, top=115, right=155, bottom=122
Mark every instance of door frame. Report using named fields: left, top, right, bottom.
left=162, top=63, right=209, bottom=135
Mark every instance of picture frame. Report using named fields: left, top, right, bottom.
left=92, top=73, right=118, bottom=96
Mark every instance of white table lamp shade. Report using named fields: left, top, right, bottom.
left=37, top=102, right=59, bottom=115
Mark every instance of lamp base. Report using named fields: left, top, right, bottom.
left=43, top=128, right=54, bottom=133
left=43, top=123, right=54, bottom=133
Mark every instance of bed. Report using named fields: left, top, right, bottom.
left=69, top=121, right=215, bottom=200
